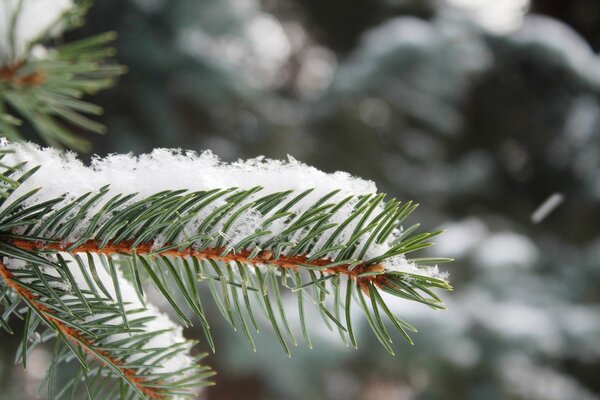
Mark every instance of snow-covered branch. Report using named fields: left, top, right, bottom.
left=0, top=2, right=122, bottom=151
left=0, top=251, right=210, bottom=398
left=3, top=142, right=447, bottom=280
left=0, top=141, right=451, bottom=397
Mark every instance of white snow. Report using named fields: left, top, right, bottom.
left=0, top=0, right=74, bottom=66
left=531, top=193, right=564, bottom=224
left=295, top=46, right=337, bottom=98
left=176, top=0, right=292, bottom=90
left=447, top=0, right=529, bottom=33
left=75, top=254, right=197, bottom=383
left=1, top=142, right=447, bottom=281
left=3, top=142, right=375, bottom=205
left=511, top=16, right=600, bottom=85
left=475, top=231, right=539, bottom=269
left=435, top=218, right=487, bottom=258
left=499, top=355, right=599, bottom=400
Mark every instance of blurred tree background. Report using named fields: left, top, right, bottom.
left=2, top=0, right=600, bottom=399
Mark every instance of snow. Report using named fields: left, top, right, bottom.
left=531, top=193, right=564, bottom=224
left=435, top=218, right=487, bottom=258
left=499, top=355, right=599, bottom=400
left=176, top=0, right=292, bottom=90
left=3, top=142, right=374, bottom=206
left=447, top=0, right=529, bottom=33
left=1, top=142, right=447, bottom=280
left=0, top=0, right=74, bottom=66
left=510, top=16, right=600, bottom=85
left=435, top=219, right=538, bottom=269
left=295, top=46, right=337, bottom=98
left=475, top=231, right=539, bottom=269
left=72, top=254, right=197, bottom=383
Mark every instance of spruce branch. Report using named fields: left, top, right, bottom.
left=1, top=261, right=161, bottom=399
left=0, top=1, right=124, bottom=151
left=0, top=249, right=213, bottom=398
left=0, top=142, right=452, bottom=398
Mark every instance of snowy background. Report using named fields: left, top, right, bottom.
left=2, top=0, right=600, bottom=399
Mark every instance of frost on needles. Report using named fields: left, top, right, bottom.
left=0, top=141, right=452, bottom=399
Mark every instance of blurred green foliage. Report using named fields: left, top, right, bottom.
left=2, top=0, right=600, bottom=399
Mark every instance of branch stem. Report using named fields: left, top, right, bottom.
left=8, top=238, right=386, bottom=288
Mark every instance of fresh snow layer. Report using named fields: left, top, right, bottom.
left=1, top=142, right=444, bottom=280
left=5, top=142, right=376, bottom=200
left=0, top=0, right=73, bottom=66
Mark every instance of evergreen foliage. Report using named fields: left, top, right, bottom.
left=0, top=144, right=450, bottom=398
left=0, top=2, right=453, bottom=399
left=18, top=1, right=598, bottom=399
left=0, top=0, right=123, bottom=152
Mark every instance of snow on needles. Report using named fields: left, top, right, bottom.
left=5, top=142, right=376, bottom=200
left=0, top=0, right=74, bottom=66
left=1, top=142, right=444, bottom=280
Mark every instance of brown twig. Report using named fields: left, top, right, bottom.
left=0, top=63, right=46, bottom=86
left=9, top=239, right=387, bottom=290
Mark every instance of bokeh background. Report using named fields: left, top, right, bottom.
left=2, top=0, right=600, bottom=399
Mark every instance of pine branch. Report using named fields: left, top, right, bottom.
left=0, top=252, right=213, bottom=399
left=0, top=252, right=212, bottom=399
left=7, top=238, right=428, bottom=290
left=0, top=142, right=452, bottom=398
left=0, top=260, right=156, bottom=398
left=0, top=1, right=124, bottom=151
